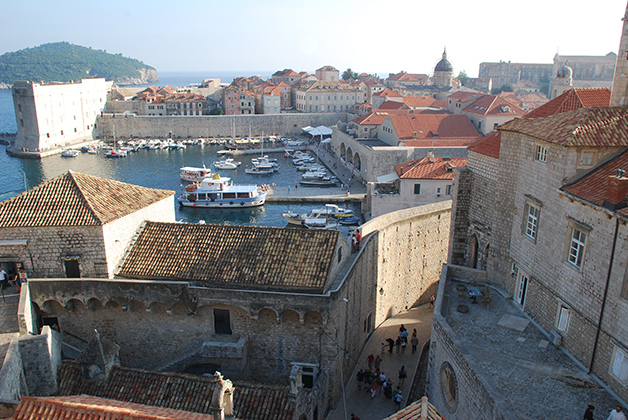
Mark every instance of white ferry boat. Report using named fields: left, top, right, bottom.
left=180, top=165, right=212, bottom=182
left=178, top=174, right=266, bottom=208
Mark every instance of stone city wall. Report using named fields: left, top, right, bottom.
left=96, top=113, right=351, bottom=140
left=0, top=338, right=24, bottom=403
left=17, top=327, right=61, bottom=397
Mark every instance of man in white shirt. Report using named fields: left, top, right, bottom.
left=0, top=268, right=6, bottom=283
left=608, top=406, right=627, bottom=420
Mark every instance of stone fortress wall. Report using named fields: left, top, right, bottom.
left=96, top=113, right=352, bottom=140
left=24, top=201, right=452, bottom=411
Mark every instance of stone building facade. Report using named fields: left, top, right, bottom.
left=11, top=78, right=112, bottom=152
left=0, top=171, right=174, bottom=279
left=294, top=82, right=363, bottom=113
left=447, top=104, right=628, bottom=404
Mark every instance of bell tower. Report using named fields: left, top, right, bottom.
left=611, top=2, right=628, bottom=106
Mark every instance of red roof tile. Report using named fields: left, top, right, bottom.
left=117, top=221, right=338, bottom=292
left=395, top=157, right=467, bottom=179
left=524, top=88, right=610, bottom=119
left=562, top=150, right=628, bottom=218
left=0, top=171, right=174, bottom=227
left=12, top=396, right=215, bottom=420
left=467, top=131, right=501, bottom=159
left=404, top=139, right=476, bottom=148
left=500, top=107, right=628, bottom=147
left=388, top=114, right=479, bottom=140
left=56, top=361, right=295, bottom=420
left=378, top=101, right=407, bottom=110
left=374, top=88, right=402, bottom=98
left=403, top=96, right=441, bottom=108
left=462, top=94, right=525, bottom=116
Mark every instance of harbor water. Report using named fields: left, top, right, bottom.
left=0, top=142, right=362, bottom=232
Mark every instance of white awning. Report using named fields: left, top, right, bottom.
left=377, top=172, right=399, bottom=183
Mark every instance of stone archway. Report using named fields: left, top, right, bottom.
left=353, top=152, right=361, bottom=172
left=340, top=143, right=347, bottom=161
left=346, top=147, right=354, bottom=165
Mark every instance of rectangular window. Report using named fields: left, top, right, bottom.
left=446, top=185, right=453, bottom=195
left=214, top=309, right=232, bottom=335
left=567, top=227, right=587, bottom=269
left=580, top=151, right=595, bottom=167
left=611, top=345, right=628, bottom=385
left=536, top=145, right=548, bottom=162
left=414, top=184, right=421, bottom=194
left=557, top=306, right=570, bottom=332
left=437, top=187, right=441, bottom=195
left=524, top=203, right=540, bottom=240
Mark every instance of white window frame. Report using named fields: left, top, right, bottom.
left=536, top=145, right=548, bottom=162
left=556, top=305, right=570, bottom=332
left=524, top=202, right=540, bottom=241
left=610, top=344, right=628, bottom=385
left=567, top=225, right=588, bottom=269
left=446, top=184, right=453, bottom=195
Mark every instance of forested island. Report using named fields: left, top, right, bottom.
left=0, top=42, right=159, bottom=88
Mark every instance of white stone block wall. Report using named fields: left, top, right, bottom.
left=103, top=196, right=175, bottom=278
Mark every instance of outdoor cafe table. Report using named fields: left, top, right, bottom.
left=468, top=286, right=482, bottom=303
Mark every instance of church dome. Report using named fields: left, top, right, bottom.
left=557, top=64, right=573, bottom=79
left=435, top=49, right=453, bottom=72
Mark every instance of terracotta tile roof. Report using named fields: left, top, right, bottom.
left=562, top=150, right=628, bottom=218
left=301, top=81, right=360, bottom=92
left=316, top=65, right=338, bottom=72
left=468, top=131, right=501, bottom=159
left=13, top=395, right=215, bottom=420
left=499, top=107, right=628, bottom=147
left=355, top=112, right=389, bottom=125
left=404, top=139, right=476, bottom=148
left=272, top=69, right=300, bottom=77
left=382, top=396, right=445, bottom=420
left=386, top=72, right=430, bottom=83
left=447, top=91, right=482, bottom=102
left=117, top=221, right=338, bottom=292
left=395, top=157, right=467, bottom=179
left=388, top=114, right=479, bottom=140
left=374, top=88, right=402, bottom=98
left=56, top=361, right=295, bottom=420
left=524, top=88, right=610, bottom=119
left=462, top=94, right=525, bottom=116
left=276, top=81, right=290, bottom=87
left=0, top=171, right=174, bottom=228
left=403, top=96, right=440, bottom=108
left=378, top=101, right=407, bottom=110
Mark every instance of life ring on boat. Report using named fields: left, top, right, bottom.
left=229, top=202, right=234, bottom=205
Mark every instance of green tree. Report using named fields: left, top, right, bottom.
left=457, top=70, right=468, bottom=86
left=209, top=108, right=225, bottom=115
left=342, top=68, right=358, bottom=81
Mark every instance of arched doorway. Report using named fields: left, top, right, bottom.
left=353, top=152, right=361, bottom=172
left=346, top=147, right=354, bottom=165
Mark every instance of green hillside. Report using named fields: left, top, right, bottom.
left=0, top=42, right=157, bottom=85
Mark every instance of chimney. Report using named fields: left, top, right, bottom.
left=428, top=151, right=435, bottom=163
left=604, top=169, right=628, bottom=210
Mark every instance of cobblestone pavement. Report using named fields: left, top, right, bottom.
left=326, top=305, right=434, bottom=420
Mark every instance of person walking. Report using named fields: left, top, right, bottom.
left=387, top=338, right=395, bottom=353
left=583, top=404, right=595, bottom=420
left=394, top=387, right=403, bottom=408
left=367, top=354, right=374, bottom=371
left=608, top=406, right=627, bottom=420
left=356, top=369, right=364, bottom=391
left=395, top=337, right=402, bottom=353
left=374, top=355, right=382, bottom=371
left=381, top=342, right=386, bottom=355
left=398, top=366, right=407, bottom=386
left=411, top=336, right=419, bottom=354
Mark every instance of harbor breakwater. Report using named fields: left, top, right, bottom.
left=96, top=112, right=351, bottom=140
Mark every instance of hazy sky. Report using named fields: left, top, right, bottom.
left=1, top=0, right=626, bottom=78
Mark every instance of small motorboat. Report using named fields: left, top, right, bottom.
left=214, top=159, right=241, bottom=170
left=339, top=217, right=361, bottom=225
left=303, top=218, right=339, bottom=230
left=61, top=149, right=79, bottom=158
